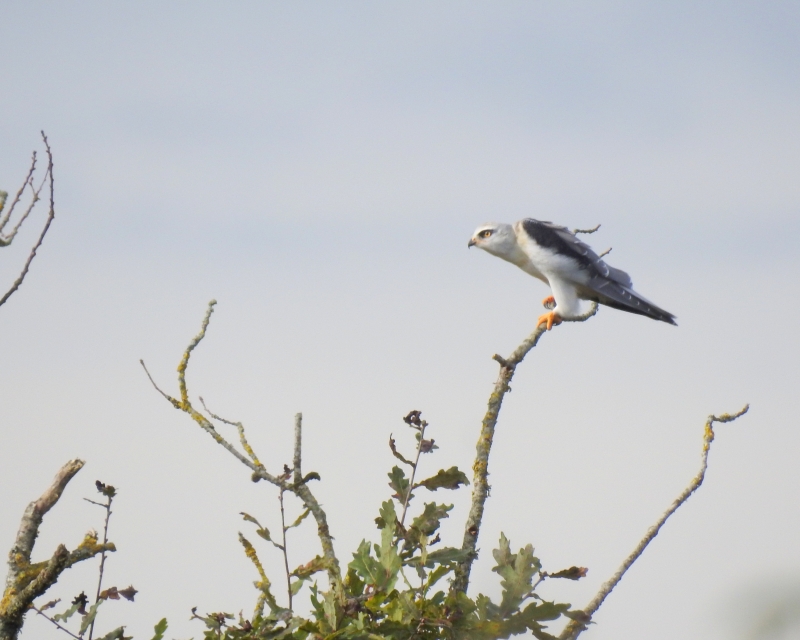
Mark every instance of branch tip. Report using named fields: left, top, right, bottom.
left=572, top=224, right=601, bottom=235
left=558, top=403, right=749, bottom=640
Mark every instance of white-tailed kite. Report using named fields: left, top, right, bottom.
left=468, top=219, right=676, bottom=330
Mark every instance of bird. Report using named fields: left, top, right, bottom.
left=468, top=219, right=676, bottom=330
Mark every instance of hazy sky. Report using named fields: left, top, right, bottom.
left=1, top=3, right=799, bottom=639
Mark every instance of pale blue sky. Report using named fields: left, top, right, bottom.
left=1, top=3, right=799, bottom=639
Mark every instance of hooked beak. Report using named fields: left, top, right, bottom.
left=467, top=238, right=476, bottom=248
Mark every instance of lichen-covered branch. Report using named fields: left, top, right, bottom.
left=0, top=132, right=56, bottom=309
left=0, top=460, right=114, bottom=640
left=292, top=413, right=302, bottom=481
left=558, top=404, right=750, bottom=640
left=141, top=301, right=343, bottom=598
left=452, top=303, right=599, bottom=593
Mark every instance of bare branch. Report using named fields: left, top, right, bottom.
left=289, top=471, right=342, bottom=599
left=597, top=247, right=612, bottom=259
left=278, top=488, right=293, bottom=611
left=139, top=360, right=179, bottom=407
left=88, top=492, right=114, bottom=640
left=6, top=459, right=84, bottom=574
left=143, top=302, right=344, bottom=599
left=0, top=460, right=114, bottom=640
left=0, top=132, right=56, bottom=309
left=177, top=299, right=217, bottom=408
left=0, top=153, right=37, bottom=236
left=287, top=412, right=343, bottom=598
left=558, top=404, right=750, bottom=640
left=572, top=224, right=601, bottom=235
left=32, top=606, right=81, bottom=640
left=453, top=303, right=598, bottom=593
left=200, top=397, right=263, bottom=469
left=140, top=344, right=277, bottom=483
left=292, top=414, right=302, bottom=481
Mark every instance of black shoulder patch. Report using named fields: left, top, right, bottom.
left=521, top=219, right=594, bottom=269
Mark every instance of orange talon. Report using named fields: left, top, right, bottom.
left=537, top=310, right=562, bottom=331
left=541, top=295, right=556, bottom=309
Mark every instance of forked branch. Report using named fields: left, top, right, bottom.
left=558, top=404, right=750, bottom=640
left=0, top=132, right=56, bottom=309
left=141, top=301, right=343, bottom=598
left=0, top=460, right=115, bottom=640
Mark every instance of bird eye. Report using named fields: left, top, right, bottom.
left=480, top=230, right=493, bottom=238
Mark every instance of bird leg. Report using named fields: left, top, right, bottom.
left=541, top=295, right=556, bottom=310
left=537, top=310, right=562, bottom=331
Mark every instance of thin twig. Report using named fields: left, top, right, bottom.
left=1, top=154, right=51, bottom=243
left=140, top=359, right=278, bottom=482
left=452, top=303, right=599, bottom=593
left=278, top=488, right=292, bottom=611
left=572, top=224, right=600, bottom=235
left=597, top=247, right=612, bottom=259
left=0, top=153, right=37, bottom=235
left=558, top=404, right=750, bottom=640
left=0, top=132, right=56, bottom=308
left=200, top=397, right=264, bottom=469
left=32, top=607, right=81, bottom=640
left=88, top=493, right=114, bottom=640
left=399, top=422, right=427, bottom=528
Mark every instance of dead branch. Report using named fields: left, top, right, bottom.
left=558, top=404, right=750, bottom=640
left=141, top=301, right=343, bottom=599
left=0, top=460, right=115, bottom=640
left=452, top=303, right=599, bottom=593
left=0, top=132, right=56, bottom=309
left=572, top=224, right=600, bottom=235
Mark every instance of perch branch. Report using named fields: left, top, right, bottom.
left=453, top=303, right=599, bottom=593
left=558, top=404, right=750, bottom=640
left=0, top=460, right=114, bottom=640
left=32, top=606, right=81, bottom=640
left=0, top=132, right=56, bottom=309
left=142, top=301, right=343, bottom=598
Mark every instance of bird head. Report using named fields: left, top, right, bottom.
left=468, top=223, right=516, bottom=258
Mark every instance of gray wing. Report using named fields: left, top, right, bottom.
left=577, top=276, right=677, bottom=325
left=543, top=221, right=677, bottom=325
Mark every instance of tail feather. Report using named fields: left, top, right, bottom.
left=580, top=277, right=677, bottom=325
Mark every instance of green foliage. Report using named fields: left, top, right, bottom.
left=492, top=533, right=541, bottom=616
left=241, top=512, right=275, bottom=545
left=184, top=414, right=584, bottom=640
left=388, top=466, right=410, bottom=501
left=78, top=601, right=104, bottom=636
left=95, top=627, right=128, bottom=640
left=52, top=593, right=86, bottom=623
left=149, top=618, right=168, bottom=640
left=415, top=467, right=469, bottom=492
